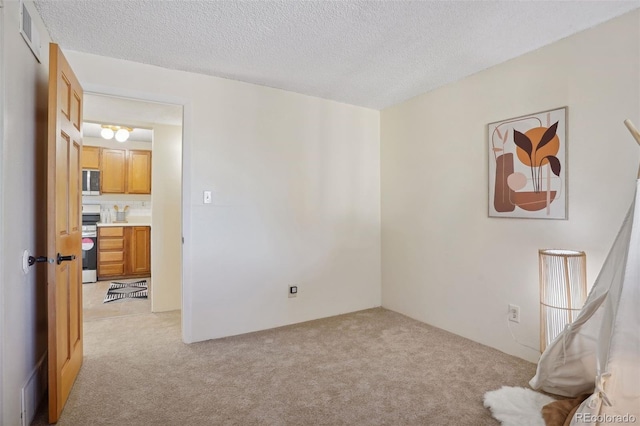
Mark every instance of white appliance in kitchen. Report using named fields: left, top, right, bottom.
left=81, top=204, right=100, bottom=283
left=82, top=169, right=100, bottom=195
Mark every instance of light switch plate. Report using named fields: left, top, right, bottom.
left=203, top=191, right=212, bottom=204
left=288, top=285, right=298, bottom=298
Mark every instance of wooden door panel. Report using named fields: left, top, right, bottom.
left=48, top=43, right=83, bottom=424
left=67, top=263, right=80, bottom=355
left=60, top=74, right=71, bottom=118
left=54, top=265, right=69, bottom=365
left=67, top=140, right=81, bottom=350
left=71, top=92, right=81, bottom=130
left=55, top=133, right=70, bottom=234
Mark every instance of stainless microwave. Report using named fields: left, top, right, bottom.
left=82, top=170, right=100, bottom=195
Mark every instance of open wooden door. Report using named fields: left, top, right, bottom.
left=47, top=43, right=83, bottom=423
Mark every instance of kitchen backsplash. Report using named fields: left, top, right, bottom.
left=83, top=200, right=152, bottom=218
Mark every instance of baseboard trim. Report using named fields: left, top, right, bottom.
left=21, top=351, right=47, bottom=426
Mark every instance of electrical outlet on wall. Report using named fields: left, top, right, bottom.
left=508, top=304, right=520, bottom=323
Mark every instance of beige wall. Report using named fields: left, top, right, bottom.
left=381, top=11, right=640, bottom=362
left=1, top=1, right=51, bottom=423
left=151, top=124, right=182, bottom=312
left=64, top=49, right=382, bottom=343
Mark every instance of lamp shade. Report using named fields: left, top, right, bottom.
left=115, top=128, right=130, bottom=142
left=100, top=127, right=114, bottom=139
left=538, top=249, right=587, bottom=351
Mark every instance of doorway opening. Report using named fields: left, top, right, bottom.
left=80, top=92, right=184, bottom=324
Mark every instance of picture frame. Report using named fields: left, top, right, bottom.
left=488, top=107, right=567, bottom=219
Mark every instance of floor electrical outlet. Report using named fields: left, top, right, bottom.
left=508, top=304, right=520, bottom=323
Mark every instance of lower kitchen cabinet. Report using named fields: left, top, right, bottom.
left=98, top=227, right=125, bottom=278
left=128, top=226, right=151, bottom=274
left=98, top=226, right=150, bottom=280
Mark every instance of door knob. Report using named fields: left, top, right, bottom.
left=57, top=253, right=76, bottom=265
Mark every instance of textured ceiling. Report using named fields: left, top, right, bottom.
left=34, top=1, right=640, bottom=110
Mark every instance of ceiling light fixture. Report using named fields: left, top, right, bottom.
left=115, top=128, right=130, bottom=142
left=101, top=125, right=133, bottom=142
left=100, top=126, right=114, bottom=140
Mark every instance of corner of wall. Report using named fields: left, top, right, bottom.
left=380, top=11, right=640, bottom=362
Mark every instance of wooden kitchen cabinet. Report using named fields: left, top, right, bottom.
left=98, top=226, right=126, bottom=278
left=81, top=146, right=101, bottom=169
left=128, top=226, right=151, bottom=275
left=101, top=149, right=127, bottom=193
left=127, top=150, right=152, bottom=194
left=98, top=226, right=151, bottom=280
left=98, top=147, right=151, bottom=195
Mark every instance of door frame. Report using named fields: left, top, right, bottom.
left=82, top=83, right=192, bottom=342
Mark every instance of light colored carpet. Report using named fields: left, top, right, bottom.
left=32, top=308, right=536, bottom=425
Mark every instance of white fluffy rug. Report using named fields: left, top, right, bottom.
left=483, top=386, right=555, bottom=426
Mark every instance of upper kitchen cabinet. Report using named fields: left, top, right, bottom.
left=127, top=150, right=152, bottom=194
left=101, top=149, right=127, bottom=193
left=100, top=148, right=152, bottom=195
left=81, top=146, right=101, bottom=169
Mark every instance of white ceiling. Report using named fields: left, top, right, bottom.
left=34, top=1, right=640, bottom=110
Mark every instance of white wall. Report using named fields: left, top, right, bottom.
left=64, top=50, right=382, bottom=343
left=151, top=124, right=182, bottom=312
left=1, top=0, right=51, bottom=423
left=381, top=11, right=640, bottom=362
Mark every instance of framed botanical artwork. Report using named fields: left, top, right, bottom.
left=488, top=107, right=567, bottom=219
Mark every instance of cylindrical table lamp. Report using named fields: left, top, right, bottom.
left=538, top=249, right=587, bottom=352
